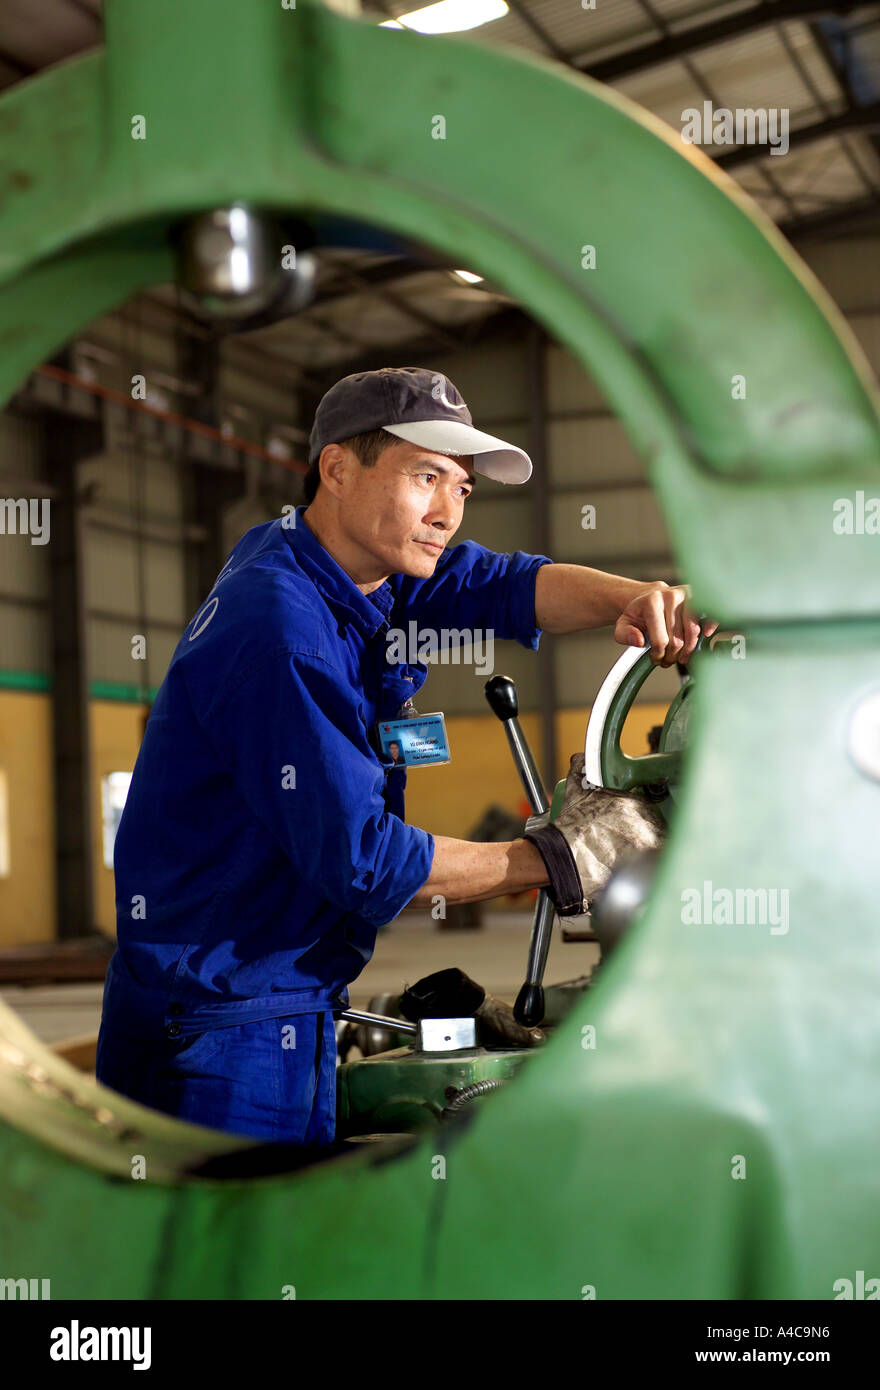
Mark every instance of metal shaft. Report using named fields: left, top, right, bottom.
left=504, top=718, right=549, bottom=815
left=523, top=892, right=555, bottom=987
left=337, top=1008, right=417, bottom=1035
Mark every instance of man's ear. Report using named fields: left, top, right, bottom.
left=317, top=445, right=349, bottom=500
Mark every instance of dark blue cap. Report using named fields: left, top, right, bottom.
left=308, top=366, right=531, bottom=484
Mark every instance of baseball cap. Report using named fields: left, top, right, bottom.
left=308, top=366, right=532, bottom=484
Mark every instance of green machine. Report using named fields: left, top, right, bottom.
left=1, top=0, right=880, bottom=1300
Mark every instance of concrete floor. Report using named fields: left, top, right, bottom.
left=0, top=909, right=599, bottom=1046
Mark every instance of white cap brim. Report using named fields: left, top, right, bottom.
left=382, top=419, right=532, bottom=484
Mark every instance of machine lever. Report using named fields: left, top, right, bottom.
left=337, top=1008, right=417, bottom=1035
left=484, top=675, right=549, bottom=816
left=337, top=1009, right=476, bottom=1053
left=514, top=891, right=556, bottom=1027
left=484, top=675, right=556, bottom=1028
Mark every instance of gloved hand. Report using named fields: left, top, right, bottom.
left=475, top=991, right=545, bottom=1048
left=522, top=752, right=667, bottom=917
left=398, top=967, right=545, bottom=1048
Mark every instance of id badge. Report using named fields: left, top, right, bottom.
left=376, top=711, right=450, bottom=767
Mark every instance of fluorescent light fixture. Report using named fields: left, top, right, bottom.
left=452, top=269, right=484, bottom=284
left=380, top=1, right=508, bottom=35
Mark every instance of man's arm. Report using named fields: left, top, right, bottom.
left=534, top=564, right=715, bottom=666
left=396, top=540, right=551, bottom=651
left=409, top=836, right=549, bottom=907
left=399, top=543, right=714, bottom=666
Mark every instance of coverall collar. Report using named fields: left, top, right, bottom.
left=283, top=504, right=396, bottom=637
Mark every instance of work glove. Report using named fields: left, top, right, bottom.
left=523, top=752, right=667, bottom=917
left=398, top=967, right=545, bottom=1048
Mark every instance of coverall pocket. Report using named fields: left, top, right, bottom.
left=163, top=1027, right=227, bottom=1073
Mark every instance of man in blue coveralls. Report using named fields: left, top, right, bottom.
left=96, top=366, right=708, bottom=1146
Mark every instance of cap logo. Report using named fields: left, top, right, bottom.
left=430, top=373, right=467, bottom=411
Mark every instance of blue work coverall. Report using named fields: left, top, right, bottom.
left=96, top=505, right=551, bottom=1143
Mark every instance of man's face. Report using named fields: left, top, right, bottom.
left=331, top=439, right=475, bottom=580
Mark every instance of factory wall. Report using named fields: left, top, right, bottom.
left=0, top=685, right=669, bottom=944
left=0, top=686, right=55, bottom=944
left=0, top=232, right=877, bottom=944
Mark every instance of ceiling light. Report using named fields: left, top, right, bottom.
left=380, top=1, right=508, bottom=35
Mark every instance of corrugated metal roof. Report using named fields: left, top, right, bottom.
left=695, top=22, right=846, bottom=111
left=509, top=0, right=662, bottom=59
left=615, top=58, right=718, bottom=128
left=744, top=133, right=879, bottom=210
left=650, top=0, right=760, bottom=32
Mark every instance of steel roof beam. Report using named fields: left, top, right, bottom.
left=582, top=1, right=863, bottom=83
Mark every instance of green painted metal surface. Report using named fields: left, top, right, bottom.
left=0, top=0, right=879, bottom=1299
left=338, top=1047, right=530, bottom=1136
left=597, top=649, right=685, bottom=793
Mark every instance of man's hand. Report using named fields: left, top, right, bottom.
left=523, top=754, right=667, bottom=916
left=398, top=968, right=545, bottom=1047
left=614, top=583, right=718, bottom=667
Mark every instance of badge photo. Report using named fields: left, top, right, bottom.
left=376, top=712, right=451, bottom=767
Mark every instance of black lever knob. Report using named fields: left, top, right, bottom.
left=484, top=674, right=518, bottom=721
left=514, top=982, right=544, bottom=1028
